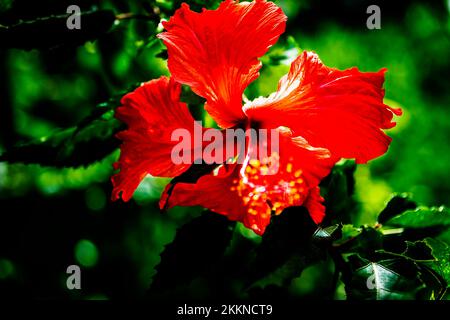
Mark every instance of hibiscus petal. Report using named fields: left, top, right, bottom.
left=158, top=0, right=287, bottom=128
left=112, top=76, right=198, bottom=201
left=243, top=51, right=402, bottom=164
left=237, top=127, right=335, bottom=218
left=161, top=128, right=335, bottom=235
left=303, top=186, right=326, bottom=225
left=159, top=164, right=266, bottom=232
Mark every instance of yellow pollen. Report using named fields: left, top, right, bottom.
left=249, top=159, right=260, bottom=167
left=294, top=170, right=302, bottom=178
left=260, top=167, right=269, bottom=175
left=286, top=163, right=293, bottom=173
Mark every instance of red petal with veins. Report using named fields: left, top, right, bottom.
left=158, top=0, right=287, bottom=128
left=243, top=51, right=402, bottom=164
left=303, top=186, right=326, bottom=224
left=160, top=163, right=254, bottom=226
left=112, top=76, right=199, bottom=201
left=160, top=128, right=335, bottom=235
left=234, top=128, right=335, bottom=228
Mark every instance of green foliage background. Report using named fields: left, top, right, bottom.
left=0, top=0, right=449, bottom=299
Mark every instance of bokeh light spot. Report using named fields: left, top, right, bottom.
left=0, top=259, right=15, bottom=279
left=75, top=240, right=99, bottom=268
left=85, top=185, right=106, bottom=211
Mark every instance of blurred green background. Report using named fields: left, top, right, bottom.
left=0, top=0, right=449, bottom=299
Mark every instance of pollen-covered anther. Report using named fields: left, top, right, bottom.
left=249, top=158, right=261, bottom=168
left=231, top=156, right=309, bottom=221
left=286, top=163, right=292, bottom=173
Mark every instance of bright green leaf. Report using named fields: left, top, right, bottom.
left=385, top=206, right=450, bottom=229
left=425, top=238, right=450, bottom=286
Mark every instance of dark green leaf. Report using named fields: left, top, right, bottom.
left=344, top=255, right=426, bottom=300
left=0, top=10, right=116, bottom=50
left=171, top=0, right=222, bottom=13
left=0, top=106, right=122, bottom=167
left=354, top=238, right=447, bottom=299
left=313, top=224, right=342, bottom=246
left=378, top=194, right=417, bottom=224
left=180, top=84, right=207, bottom=121
left=376, top=240, right=448, bottom=298
left=246, top=207, right=324, bottom=288
left=384, top=206, right=450, bottom=229
left=155, top=48, right=168, bottom=60
left=437, top=228, right=450, bottom=245
left=424, top=238, right=450, bottom=286
left=150, top=211, right=235, bottom=293
left=402, top=241, right=435, bottom=261
left=260, top=36, right=300, bottom=67
left=338, top=226, right=384, bottom=257
left=248, top=253, right=321, bottom=289
left=402, top=240, right=448, bottom=298
left=333, top=224, right=362, bottom=247
left=321, top=160, right=357, bottom=224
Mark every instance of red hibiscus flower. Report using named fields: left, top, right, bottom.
left=111, top=0, right=401, bottom=235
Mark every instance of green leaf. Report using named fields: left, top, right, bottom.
left=402, top=240, right=448, bottom=298
left=369, top=241, right=447, bottom=299
left=180, top=84, right=207, bottom=120
left=437, top=228, right=450, bottom=245
left=0, top=10, right=116, bottom=50
left=150, top=211, right=235, bottom=293
left=171, top=0, right=222, bottom=13
left=378, top=193, right=417, bottom=224
left=424, top=238, right=450, bottom=286
left=384, top=206, right=450, bottom=229
left=0, top=104, right=122, bottom=167
left=247, top=222, right=341, bottom=290
left=248, top=252, right=321, bottom=289
left=402, top=241, right=435, bottom=262
left=344, top=254, right=426, bottom=300
left=260, top=36, right=301, bottom=67
left=338, top=226, right=384, bottom=257
left=246, top=207, right=324, bottom=289
left=320, top=160, right=357, bottom=224
left=313, top=224, right=342, bottom=246
left=155, top=48, right=168, bottom=60
left=333, top=224, right=362, bottom=247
